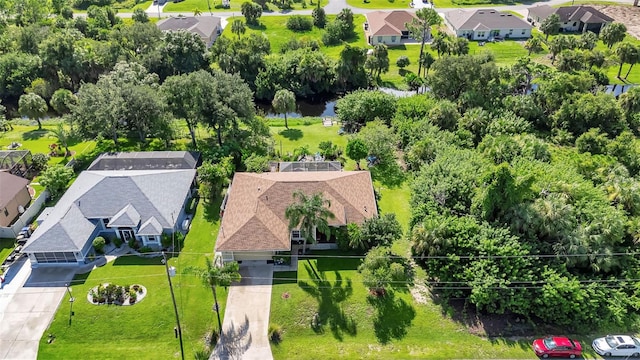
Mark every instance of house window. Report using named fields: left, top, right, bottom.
left=377, top=36, right=383, bottom=43
left=34, top=252, right=76, bottom=263
left=391, top=36, right=397, bottom=43
left=102, top=218, right=110, bottom=229
left=509, top=29, right=513, bottom=34
left=291, top=230, right=301, bottom=239
left=521, top=29, right=526, bottom=35
left=3, top=208, right=8, bottom=217
left=478, top=31, right=485, bottom=37
left=573, top=22, right=577, bottom=26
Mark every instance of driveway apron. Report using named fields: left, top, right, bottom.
left=0, top=259, right=75, bottom=360
left=211, top=264, right=274, bottom=360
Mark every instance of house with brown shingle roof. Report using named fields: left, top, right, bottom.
left=364, top=10, right=419, bottom=46
left=0, top=172, right=31, bottom=227
left=215, top=171, right=378, bottom=262
left=527, top=5, right=613, bottom=34
left=445, top=9, right=533, bottom=41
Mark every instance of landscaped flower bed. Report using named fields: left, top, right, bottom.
left=87, top=283, right=147, bottom=306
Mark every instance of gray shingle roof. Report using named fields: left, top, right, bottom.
left=108, top=204, right=141, bottom=227
left=527, top=5, right=613, bottom=24
left=156, top=16, right=221, bottom=39
left=138, top=217, right=163, bottom=236
left=23, top=169, right=196, bottom=253
left=87, top=151, right=200, bottom=171
left=446, top=9, right=533, bottom=31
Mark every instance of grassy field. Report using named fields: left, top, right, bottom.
left=225, top=15, right=640, bottom=89
left=0, top=238, right=16, bottom=271
left=164, top=0, right=327, bottom=13
left=38, top=199, right=226, bottom=359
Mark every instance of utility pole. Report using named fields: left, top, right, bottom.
left=162, top=252, right=185, bottom=360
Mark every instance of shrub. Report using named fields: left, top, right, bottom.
left=31, top=153, right=50, bottom=172
left=139, top=246, right=153, bottom=253
left=396, top=56, right=410, bottom=68
left=286, top=16, right=313, bottom=32
left=128, top=238, right=140, bottom=250
left=268, top=323, right=283, bottom=344
left=93, top=236, right=106, bottom=253
left=113, top=237, right=123, bottom=248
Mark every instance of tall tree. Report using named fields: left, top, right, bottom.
left=19, top=93, right=47, bottom=130
left=405, top=8, right=441, bottom=77
left=186, top=258, right=241, bottom=333
left=272, top=89, right=296, bottom=129
left=365, top=43, right=389, bottom=78
left=524, top=36, right=543, bottom=56
left=285, top=191, right=335, bottom=254
left=451, top=37, right=469, bottom=56
left=601, top=22, right=627, bottom=49
left=231, top=19, right=246, bottom=40
left=540, top=13, right=560, bottom=40
left=430, top=32, right=451, bottom=57
left=346, top=137, right=368, bottom=170
left=241, top=1, right=262, bottom=25
left=615, top=42, right=639, bottom=79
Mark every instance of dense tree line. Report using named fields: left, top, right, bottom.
left=336, top=51, right=640, bottom=330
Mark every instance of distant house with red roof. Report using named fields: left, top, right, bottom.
left=364, top=11, right=419, bottom=46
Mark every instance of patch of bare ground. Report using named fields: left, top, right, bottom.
left=410, top=283, right=430, bottom=304
left=592, top=5, right=640, bottom=40
left=444, top=299, right=538, bottom=337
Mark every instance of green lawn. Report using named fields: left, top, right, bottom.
left=164, top=0, right=327, bottom=13
left=38, top=199, right=226, bottom=359
left=0, top=122, right=97, bottom=167
left=270, top=253, right=537, bottom=359
left=0, top=238, right=16, bottom=271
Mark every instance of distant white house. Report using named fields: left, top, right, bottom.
left=157, top=15, right=222, bottom=47
left=364, top=11, right=419, bottom=46
left=445, top=9, right=533, bottom=40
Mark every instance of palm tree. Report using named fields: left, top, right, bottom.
left=285, top=191, right=335, bottom=254
left=186, top=258, right=241, bottom=333
left=49, top=122, right=72, bottom=157
left=524, top=36, right=543, bottom=56
left=615, top=42, right=638, bottom=78
left=231, top=19, right=246, bottom=40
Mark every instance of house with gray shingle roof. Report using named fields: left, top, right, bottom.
left=157, top=15, right=222, bottom=48
left=527, top=5, right=613, bottom=34
left=215, top=171, right=378, bottom=263
left=22, top=157, right=197, bottom=267
left=445, top=9, right=533, bottom=41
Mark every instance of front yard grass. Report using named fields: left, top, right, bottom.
left=0, top=238, right=16, bottom=269
left=164, top=0, right=328, bottom=13
left=38, top=199, right=225, bottom=359
left=269, top=253, right=534, bottom=359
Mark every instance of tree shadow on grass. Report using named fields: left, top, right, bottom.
left=298, top=260, right=357, bottom=341
left=247, top=23, right=267, bottom=31
left=371, top=162, right=406, bottom=188
left=22, top=129, right=49, bottom=140
left=279, top=128, right=303, bottom=141
left=367, top=291, right=416, bottom=344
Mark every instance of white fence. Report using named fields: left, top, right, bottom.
left=0, top=190, right=49, bottom=239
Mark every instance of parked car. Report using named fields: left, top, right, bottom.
left=592, top=335, right=640, bottom=357
left=532, top=336, right=582, bottom=358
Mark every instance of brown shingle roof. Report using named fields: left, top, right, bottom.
left=0, top=172, right=29, bottom=209
left=365, top=10, right=418, bottom=37
left=215, top=171, right=378, bottom=252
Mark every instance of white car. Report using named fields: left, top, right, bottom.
left=592, top=335, right=640, bottom=357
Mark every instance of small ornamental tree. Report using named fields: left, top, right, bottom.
left=39, top=164, right=74, bottom=198
left=93, top=236, right=106, bottom=253
left=396, top=56, right=410, bottom=69
left=358, top=246, right=408, bottom=296
left=19, top=92, right=48, bottom=130
left=346, top=138, right=368, bottom=170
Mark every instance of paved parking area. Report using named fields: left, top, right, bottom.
left=211, top=264, right=274, bottom=360
left=0, top=260, right=75, bottom=360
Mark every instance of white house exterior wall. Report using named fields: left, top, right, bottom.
left=232, top=251, right=275, bottom=262
left=560, top=21, right=580, bottom=32
left=369, top=34, right=403, bottom=46
left=458, top=28, right=531, bottom=40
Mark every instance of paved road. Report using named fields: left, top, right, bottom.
left=211, top=264, right=274, bottom=360
left=0, top=259, right=76, bottom=360
left=113, top=0, right=636, bottom=18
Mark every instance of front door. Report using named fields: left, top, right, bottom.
left=119, top=229, right=134, bottom=242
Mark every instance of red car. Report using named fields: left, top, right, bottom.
left=532, top=336, right=582, bottom=358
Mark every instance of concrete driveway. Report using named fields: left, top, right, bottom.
left=0, top=259, right=76, bottom=360
left=211, top=264, right=274, bottom=360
